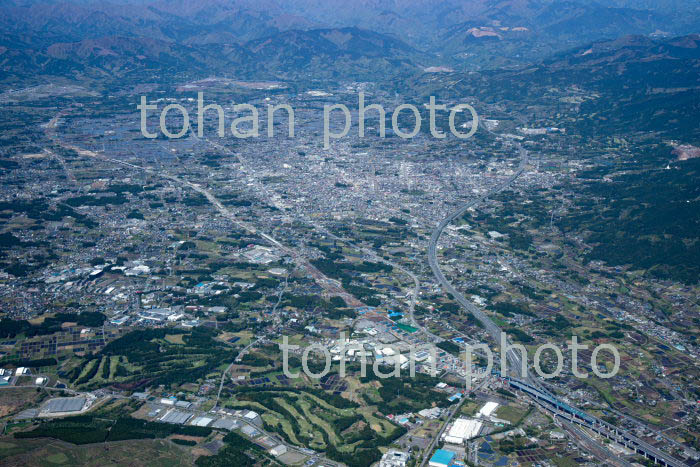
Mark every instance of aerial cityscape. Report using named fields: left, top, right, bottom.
left=0, top=1, right=698, bottom=466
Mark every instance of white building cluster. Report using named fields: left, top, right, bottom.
left=443, top=417, right=483, bottom=445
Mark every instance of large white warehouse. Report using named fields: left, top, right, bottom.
left=443, top=418, right=482, bottom=445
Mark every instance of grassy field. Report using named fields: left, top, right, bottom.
left=58, top=328, right=237, bottom=390
left=164, top=334, right=185, bottom=345
left=0, top=388, right=45, bottom=418
left=0, top=438, right=193, bottom=467
left=231, top=387, right=403, bottom=458
left=494, top=404, right=529, bottom=424
left=459, top=400, right=480, bottom=416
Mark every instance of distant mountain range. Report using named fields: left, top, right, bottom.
left=0, top=0, right=699, bottom=87
left=407, top=33, right=700, bottom=141
left=0, top=26, right=424, bottom=83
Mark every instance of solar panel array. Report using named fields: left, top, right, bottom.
left=45, top=397, right=86, bottom=413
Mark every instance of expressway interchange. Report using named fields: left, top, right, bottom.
left=426, top=144, right=687, bottom=466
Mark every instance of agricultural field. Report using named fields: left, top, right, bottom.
left=494, top=404, right=530, bottom=425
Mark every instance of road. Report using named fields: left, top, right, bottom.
left=45, top=110, right=365, bottom=308
left=214, top=334, right=269, bottom=409
left=308, top=221, right=441, bottom=344
left=0, top=384, right=79, bottom=394
left=270, top=274, right=289, bottom=324
left=213, top=275, right=287, bottom=408
left=607, top=406, right=700, bottom=461
left=418, top=396, right=468, bottom=467
left=562, top=420, right=633, bottom=467
left=47, top=117, right=688, bottom=466
left=418, top=376, right=492, bottom=467
left=424, top=145, right=688, bottom=466
left=427, top=144, right=532, bottom=382
left=511, top=376, right=688, bottom=467
left=213, top=360, right=236, bottom=410
left=61, top=142, right=362, bottom=308
left=44, top=148, right=77, bottom=184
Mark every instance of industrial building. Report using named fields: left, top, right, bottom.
left=243, top=410, right=260, bottom=421
left=269, top=444, right=288, bottom=457
left=478, top=401, right=499, bottom=418
left=443, top=418, right=482, bottom=445
left=428, top=449, right=455, bottom=467
left=211, top=417, right=239, bottom=430
left=44, top=397, right=86, bottom=413
left=175, top=400, right=192, bottom=409
left=418, top=407, right=443, bottom=419
left=190, top=416, right=213, bottom=427
left=379, top=449, right=410, bottom=467
left=159, top=409, right=192, bottom=424
left=240, top=424, right=259, bottom=437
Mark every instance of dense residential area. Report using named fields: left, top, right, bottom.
left=0, top=0, right=699, bottom=466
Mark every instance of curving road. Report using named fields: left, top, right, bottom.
left=426, top=144, right=687, bottom=467
left=427, top=144, right=532, bottom=381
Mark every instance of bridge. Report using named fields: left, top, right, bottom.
left=505, top=377, right=688, bottom=467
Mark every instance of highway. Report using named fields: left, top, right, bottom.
left=425, top=144, right=688, bottom=467
left=509, top=377, right=687, bottom=467
left=48, top=115, right=689, bottom=466
left=427, top=144, right=532, bottom=381
left=606, top=407, right=700, bottom=461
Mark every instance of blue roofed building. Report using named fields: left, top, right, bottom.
left=429, top=449, right=456, bottom=467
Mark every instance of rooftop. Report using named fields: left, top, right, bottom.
left=44, top=397, right=86, bottom=413
left=429, top=449, right=455, bottom=467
